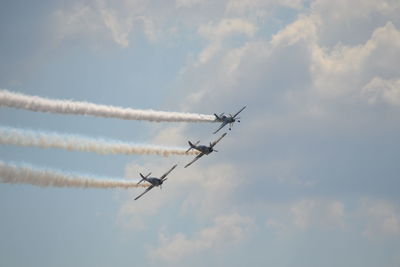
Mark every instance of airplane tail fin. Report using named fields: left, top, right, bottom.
left=186, top=141, right=193, bottom=153
left=186, top=141, right=199, bottom=153
left=137, top=172, right=151, bottom=185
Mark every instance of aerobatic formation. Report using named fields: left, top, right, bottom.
left=0, top=90, right=245, bottom=201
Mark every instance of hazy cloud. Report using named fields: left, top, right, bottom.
left=361, top=199, right=400, bottom=239
left=150, top=213, right=254, bottom=262
left=266, top=199, right=346, bottom=235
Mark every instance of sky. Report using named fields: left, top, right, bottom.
left=1, top=0, right=400, bottom=266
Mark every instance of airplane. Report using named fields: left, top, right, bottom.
left=213, top=106, right=246, bottom=134
left=134, top=164, right=177, bottom=200
left=184, top=133, right=227, bottom=168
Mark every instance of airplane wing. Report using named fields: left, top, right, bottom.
left=160, top=164, right=178, bottom=180
left=184, top=153, right=204, bottom=168
left=213, top=121, right=228, bottom=134
left=233, top=106, right=246, bottom=118
left=134, top=185, right=155, bottom=201
left=210, top=133, right=227, bottom=147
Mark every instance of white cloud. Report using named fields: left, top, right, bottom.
left=266, top=198, right=400, bottom=240
left=198, top=18, right=257, bottom=41
left=175, top=0, right=203, bottom=8
left=226, top=0, right=306, bottom=16
left=311, top=21, right=400, bottom=100
left=362, top=77, right=400, bottom=107
left=260, top=159, right=317, bottom=187
left=179, top=162, right=242, bottom=218
left=52, top=1, right=133, bottom=47
left=197, top=18, right=256, bottom=64
left=149, top=213, right=254, bottom=262
left=271, top=15, right=318, bottom=47
left=266, top=199, right=346, bottom=235
left=51, top=0, right=310, bottom=49
left=291, top=199, right=346, bottom=229
left=361, top=199, right=400, bottom=238
left=311, top=0, right=400, bottom=46
left=291, top=199, right=316, bottom=229
left=52, top=3, right=102, bottom=41
left=97, top=1, right=133, bottom=47
left=51, top=0, right=164, bottom=47
left=197, top=42, right=223, bottom=64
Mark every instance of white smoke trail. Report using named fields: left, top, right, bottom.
left=0, top=126, right=198, bottom=156
left=0, top=161, right=148, bottom=189
left=0, top=90, right=215, bottom=122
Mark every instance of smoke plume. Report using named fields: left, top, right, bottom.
left=0, top=90, right=215, bottom=122
left=0, top=126, right=198, bottom=156
left=0, top=161, right=148, bottom=189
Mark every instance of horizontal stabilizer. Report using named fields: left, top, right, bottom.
left=186, top=140, right=200, bottom=153
left=138, top=172, right=151, bottom=184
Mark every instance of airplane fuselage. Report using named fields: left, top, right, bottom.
left=194, top=145, right=213, bottom=155
left=217, top=114, right=235, bottom=122
left=219, top=116, right=234, bottom=123
left=226, top=117, right=235, bottom=123
left=145, top=177, right=163, bottom=186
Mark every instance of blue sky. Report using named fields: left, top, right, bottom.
left=1, top=0, right=400, bottom=266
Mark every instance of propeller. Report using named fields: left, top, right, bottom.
left=160, top=178, right=168, bottom=190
